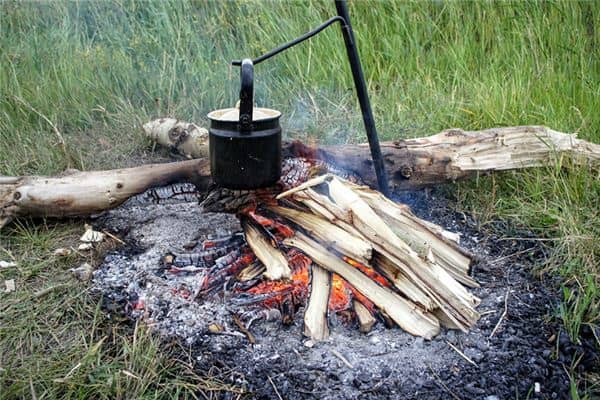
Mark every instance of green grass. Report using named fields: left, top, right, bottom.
left=1, top=0, right=598, bottom=398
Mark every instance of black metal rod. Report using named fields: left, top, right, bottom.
left=334, top=0, right=390, bottom=196
left=232, top=16, right=346, bottom=66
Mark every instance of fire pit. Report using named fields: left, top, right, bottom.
left=90, top=156, right=581, bottom=398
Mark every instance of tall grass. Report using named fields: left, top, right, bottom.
left=1, top=1, right=598, bottom=397
left=1, top=1, right=598, bottom=172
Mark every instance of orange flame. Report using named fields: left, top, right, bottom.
left=329, top=274, right=351, bottom=311
left=343, top=256, right=390, bottom=288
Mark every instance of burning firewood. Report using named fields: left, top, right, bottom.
left=270, top=173, right=481, bottom=336
left=242, top=219, right=291, bottom=280
left=269, top=205, right=372, bottom=264
left=285, top=232, right=441, bottom=339
left=355, top=186, right=476, bottom=287
left=303, top=264, right=331, bottom=341
left=353, top=300, right=376, bottom=333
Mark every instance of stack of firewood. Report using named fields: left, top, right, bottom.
left=241, top=174, right=480, bottom=340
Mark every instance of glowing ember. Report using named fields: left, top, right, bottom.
left=343, top=256, right=391, bottom=288
left=245, top=264, right=309, bottom=308
left=329, top=274, right=352, bottom=311
left=247, top=210, right=295, bottom=238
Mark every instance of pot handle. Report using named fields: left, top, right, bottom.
left=239, top=58, right=253, bottom=133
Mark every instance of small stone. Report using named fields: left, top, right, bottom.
left=4, top=279, right=15, bottom=293
left=53, top=248, right=72, bottom=257
left=0, top=261, right=17, bottom=269
left=484, top=396, right=499, bottom=400
left=70, top=263, right=93, bottom=281
left=534, top=382, right=541, bottom=393
left=303, top=339, right=315, bottom=348
left=78, top=243, right=93, bottom=251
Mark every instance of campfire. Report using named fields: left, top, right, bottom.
left=158, top=161, right=480, bottom=342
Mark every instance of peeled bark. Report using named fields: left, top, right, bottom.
left=0, top=159, right=211, bottom=229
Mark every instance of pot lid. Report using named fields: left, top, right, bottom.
left=207, top=107, right=281, bottom=122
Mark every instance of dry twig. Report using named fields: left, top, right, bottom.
left=489, top=290, right=510, bottom=339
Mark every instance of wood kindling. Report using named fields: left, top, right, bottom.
left=353, top=300, right=376, bottom=333
left=269, top=205, right=372, bottom=264
left=303, top=264, right=331, bottom=341
left=285, top=232, right=441, bottom=340
left=278, top=174, right=480, bottom=335
left=354, top=185, right=476, bottom=287
left=242, top=219, right=291, bottom=280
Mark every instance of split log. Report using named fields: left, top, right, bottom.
left=242, top=219, right=291, bottom=280
left=354, top=185, right=477, bottom=287
left=279, top=174, right=480, bottom=333
left=0, top=159, right=211, bottom=229
left=373, top=253, right=436, bottom=311
left=285, top=232, right=441, bottom=339
left=269, top=205, right=372, bottom=264
left=353, top=300, right=376, bottom=333
left=304, top=264, right=331, bottom=341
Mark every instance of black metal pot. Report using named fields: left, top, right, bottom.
left=208, top=59, right=282, bottom=189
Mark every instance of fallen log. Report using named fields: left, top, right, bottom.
left=142, top=118, right=209, bottom=159
left=0, top=159, right=211, bottom=229
left=3, top=124, right=598, bottom=229
left=144, top=119, right=600, bottom=190
left=284, top=125, right=600, bottom=190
